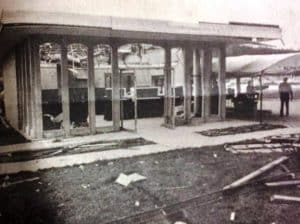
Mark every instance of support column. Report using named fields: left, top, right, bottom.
left=218, top=45, right=226, bottom=120
left=193, top=48, right=202, bottom=117
left=26, top=39, right=35, bottom=137
left=202, top=48, right=212, bottom=120
left=61, top=40, right=70, bottom=136
left=183, top=46, right=193, bottom=123
left=111, top=44, right=121, bottom=131
left=163, top=45, right=173, bottom=127
left=236, top=77, right=241, bottom=94
left=27, top=38, right=36, bottom=138
left=87, top=44, right=96, bottom=134
left=32, top=40, right=43, bottom=138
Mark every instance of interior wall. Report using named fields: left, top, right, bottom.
left=3, top=51, right=19, bottom=129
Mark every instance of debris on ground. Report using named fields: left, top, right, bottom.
left=174, top=221, right=187, bottom=224
left=230, top=212, right=236, bottom=221
left=1, top=177, right=40, bottom=189
left=81, top=184, right=90, bottom=189
left=35, top=189, right=40, bottom=193
left=47, top=149, right=64, bottom=157
left=58, top=203, right=64, bottom=208
left=128, top=173, right=147, bottom=182
left=115, top=173, right=132, bottom=187
left=79, top=165, right=85, bottom=171
left=134, top=201, right=140, bottom=207
left=115, top=173, right=147, bottom=187
left=265, top=180, right=300, bottom=187
left=224, top=133, right=300, bottom=154
left=223, top=156, right=289, bottom=191
left=0, top=138, right=155, bottom=164
left=107, top=161, right=114, bottom=166
left=270, top=195, right=300, bottom=203
left=75, top=142, right=118, bottom=152
left=198, top=123, right=286, bottom=137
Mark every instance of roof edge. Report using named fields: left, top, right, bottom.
left=1, top=10, right=282, bottom=40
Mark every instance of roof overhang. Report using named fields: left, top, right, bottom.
left=0, top=10, right=282, bottom=63
left=224, top=53, right=300, bottom=78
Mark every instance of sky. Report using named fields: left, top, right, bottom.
left=1, top=0, right=300, bottom=48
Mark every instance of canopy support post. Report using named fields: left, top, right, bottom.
left=259, top=73, right=263, bottom=124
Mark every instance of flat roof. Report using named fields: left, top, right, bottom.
left=1, top=10, right=282, bottom=41
left=0, top=10, right=282, bottom=63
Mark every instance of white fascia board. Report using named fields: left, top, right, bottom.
left=2, top=10, right=282, bottom=41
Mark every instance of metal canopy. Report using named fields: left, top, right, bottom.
left=225, top=53, right=300, bottom=77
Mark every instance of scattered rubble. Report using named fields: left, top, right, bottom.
left=198, top=123, right=286, bottom=137
left=134, top=201, right=140, bottom=207
left=223, top=156, right=289, bottom=191
left=1, top=177, right=40, bottom=189
left=230, top=212, right=236, bottom=221
left=115, top=173, right=147, bottom=187
left=224, top=133, right=300, bottom=154
left=115, top=173, right=132, bottom=187
left=79, top=165, right=85, bottom=171
left=265, top=180, right=300, bottom=187
left=81, top=184, right=90, bottom=189
left=270, top=195, right=300, bottom=203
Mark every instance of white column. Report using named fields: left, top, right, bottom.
left=32, top=40, right=44, bottom=138
left=87, top=44, right=96, bottom=134
left=61, top=39, right=70, bottom=136
left=218, top=45, right=226, bottom=120
left=163, top=45, right=173, bottom=126
left=111, top=44, right=121, bottom=131
left=193, top=48, right=202, bottom=117
left=202, top=48, right=212, bottom=119
left=183, top=46, right=193, bottom=123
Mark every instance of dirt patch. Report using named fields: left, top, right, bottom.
left=0, top=138, right=155, bottom=163
left=197, top=123, right=286, bottom=137
left=0, top=144, right=299, bottom=224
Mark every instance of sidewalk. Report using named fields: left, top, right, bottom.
left=0, top=117, right=299, bottom=175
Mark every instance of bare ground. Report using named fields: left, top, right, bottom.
left=0, top=145, right=299, bottom=224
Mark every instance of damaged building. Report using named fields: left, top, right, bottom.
left=0, top=10, right=282, bottom=139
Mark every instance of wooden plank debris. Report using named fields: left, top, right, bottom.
left=280, top=164, right=291, bottom=173
left=223, top=156, right=289, bottom=191
left=265, top=180, right=300, bottom=187
left=256, top=172, right=295, bottom=183
left=270, top=195, right=300, bottom=203
left=230, top=212, right=236, bottom=221
left=1, top=177, right=40, bottom=188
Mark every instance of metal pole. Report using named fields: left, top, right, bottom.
left=134, top=72, right=137, bottom=132
left=259, top=73, right=263, bottom=124
left=172, top=69, right=176, bottom=129
left=120, top=69, right=124, bottom=129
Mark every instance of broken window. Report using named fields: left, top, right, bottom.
left=68, top=43, right=89, bottom=129
left=40, top=43, right=63, bottom=131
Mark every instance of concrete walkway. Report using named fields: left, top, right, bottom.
left=0, top=117, right=299, bottom=175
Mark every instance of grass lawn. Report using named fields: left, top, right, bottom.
left=0, top=144, right=299, bottom=224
